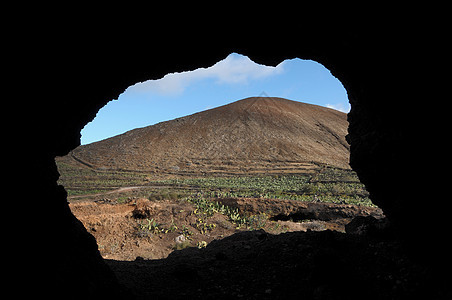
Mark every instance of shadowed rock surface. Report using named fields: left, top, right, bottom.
left=106, top=229, right=442, bottom=299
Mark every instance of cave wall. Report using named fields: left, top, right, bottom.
left=19, top=21, right=446, bottom=296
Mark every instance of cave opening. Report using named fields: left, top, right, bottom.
left=18, top=20, right=450, bottom=298
left=55, top=53, right=382, bottom=262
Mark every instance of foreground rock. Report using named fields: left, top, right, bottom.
left=107, top=229, right=449, bottom=299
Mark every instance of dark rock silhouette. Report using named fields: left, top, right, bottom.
left=15, top=20, right=450, bottom=299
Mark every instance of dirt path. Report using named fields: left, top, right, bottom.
left=67, top=184, right=185, bottom=200
left=67, top=186, right=147, bottom=200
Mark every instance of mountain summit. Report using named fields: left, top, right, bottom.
left=64, top=97, right=350, bottom=174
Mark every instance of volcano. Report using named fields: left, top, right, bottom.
left=63, top=97, right=350, bottom=174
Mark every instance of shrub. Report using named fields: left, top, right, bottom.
left=173, top=241, right=192, bottom=250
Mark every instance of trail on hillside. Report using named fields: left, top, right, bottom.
left=67, top=186, right=145, bottom=200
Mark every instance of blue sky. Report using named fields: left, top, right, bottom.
left=81, top=53, right=349, bottom=145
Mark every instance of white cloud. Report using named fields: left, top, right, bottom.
left=129, top=53, right=285, bottom=96
left=206, top=53, right=284, bottom=84
left=326, top=102, right=351, bottom=113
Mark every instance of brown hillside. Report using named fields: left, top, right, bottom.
left=63, top=97, right=350, bottom=174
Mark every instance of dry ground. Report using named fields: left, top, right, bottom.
left=70, top=197, right=383, bottom=261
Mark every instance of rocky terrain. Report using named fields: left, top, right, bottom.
left=107, top=228, right=439, bottom=300
left=69, top=197, right=383, bottom=261
left=70, top=195, right=442, bottom=299
left=70, top=196, right=440, bottom=300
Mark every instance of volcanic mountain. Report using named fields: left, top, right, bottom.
left=62, top=97, right=350, bottom=175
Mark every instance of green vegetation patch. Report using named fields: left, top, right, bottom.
left=157, top=171, right=372, bottom=207
left=56, top=160, right=373, bottom=207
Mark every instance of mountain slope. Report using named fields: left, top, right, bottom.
left=63, top=97, right=350, bottom=174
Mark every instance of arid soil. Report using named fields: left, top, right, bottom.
left=79, top=198, right=447, bottom=299
left=70, top=197, right=383, bottom=261
left=71, top=196, right=447, bottom=300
